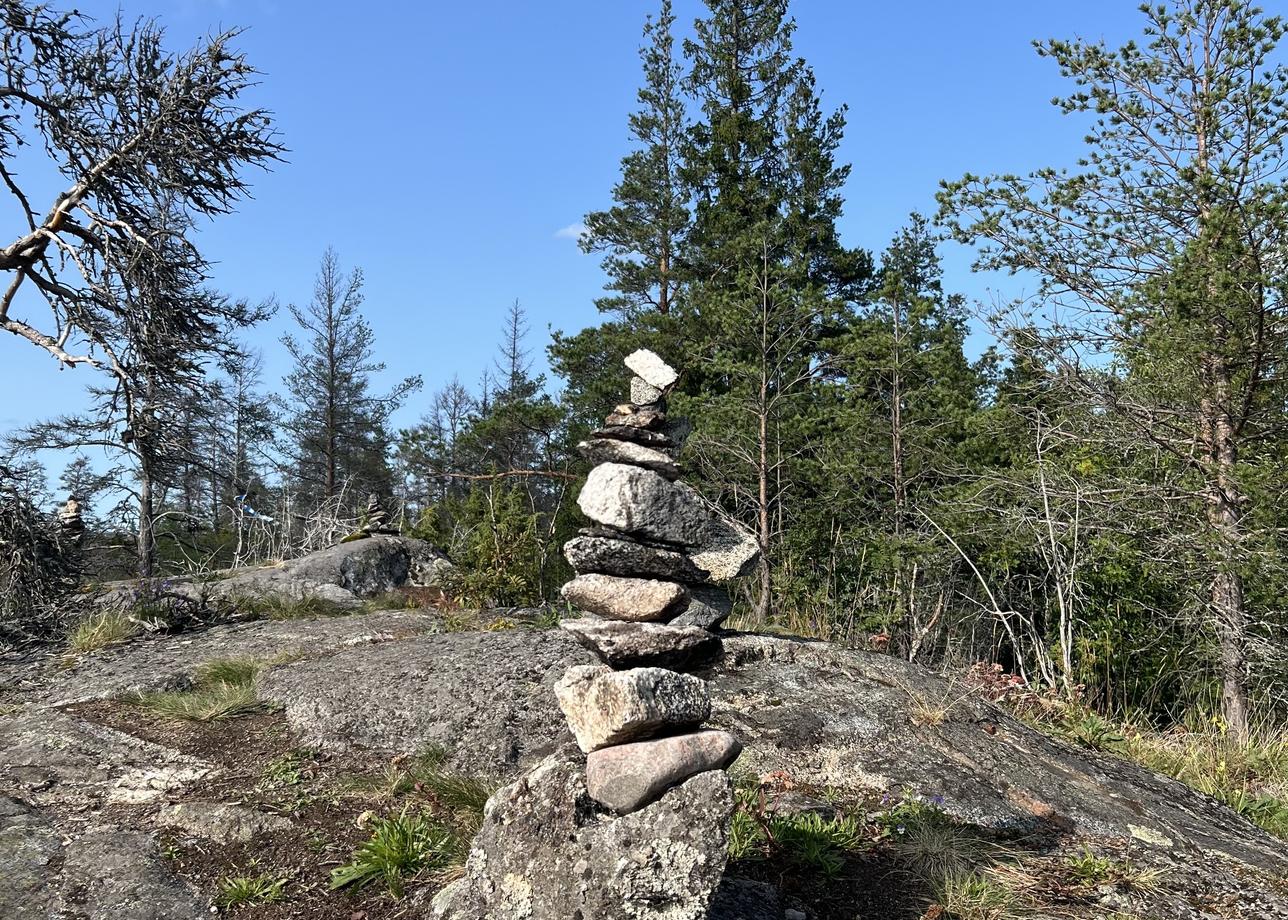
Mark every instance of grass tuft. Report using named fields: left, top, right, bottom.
left=881, top=795, right=1008, bottom=884
left=229, top=592, right=353, bottom=621
left=137, top=656, right=270, bottom=722
left=65, top=609, right=136, bottom=654
left=1028, top=705, right=1288, bottom=840
left=935, top=870, right=1028, bottom=920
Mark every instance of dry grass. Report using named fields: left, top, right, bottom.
left=65, top=609, right=137, bottom=655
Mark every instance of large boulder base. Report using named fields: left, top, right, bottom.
left=5, top=613, right=1287, bottom=918
left=431, top=751, right=732, bottom=920
left=258, top=629, right=596, bottom=774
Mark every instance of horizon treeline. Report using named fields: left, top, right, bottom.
left=2, top=0, right=1286, bottom=739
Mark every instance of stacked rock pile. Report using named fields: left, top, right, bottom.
left=554, top=349, right=761, bottom=814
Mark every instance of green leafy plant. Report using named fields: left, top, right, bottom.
left=215, top=872, right=288, bottom=908
left=1064, top=848, right=1162, bottom=892
left=726, top=779, right=864, bottom=878
left=329, top=807, right=466, bottom=898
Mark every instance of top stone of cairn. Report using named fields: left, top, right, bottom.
left=624, top=349, right=678, bottom=392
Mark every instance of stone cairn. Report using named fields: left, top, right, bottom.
left=553, top=348, right=761, bottom=814
left=431, top=349, right=762, bottom=920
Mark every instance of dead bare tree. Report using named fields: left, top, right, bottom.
left=1, top=3, right=282, bottom=372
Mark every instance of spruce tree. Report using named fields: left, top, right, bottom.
left=679, top=0, right=869, bottom=620
left=278, top=249, right=421, bottom=521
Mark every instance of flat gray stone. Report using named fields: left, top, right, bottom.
left=560, top=574, right=690, bottom=622
left=591, top=425, right=678, bottom=451
left=587, top=729, right=742, bottom=813
left=577, top=439, right=680, bottom=479
left=554, top=665, right=710, bottom=752
left=577, top=463, right=760, bottom=582
left=156, top=801, right=292, bottom=843
left=671, top=585, right=734, bottom=630
left=564, top=534, right=707, bottom=582
left=560, top=617, right=721, bottom=669
left=625, top=349, right=679, bottom=390
left=606, top=404, right=667, bottom=429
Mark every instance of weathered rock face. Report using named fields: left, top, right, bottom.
left=577, top=438, right=681, bottom=479
left=430, top=751, right=733, bottom=920
left=577, top=464, right=758, bottom=583
left=0, top=799, right=208, bottom=920
left=671, top=584, right=734, bottom=630
left=561, top=618, right=722, bottom=670
left=554, top=665, right=711, bottom=753
left=218, top=534, right=452, bottom=604
left=560, top=573, right=690, bottom=622
left=90, top=535, right=454, bottom=616
left=5, top=616, right=1288, bottom=917
left=586, top=729, right=743, bottom=813
left=258, top=629, right=596, bottom=774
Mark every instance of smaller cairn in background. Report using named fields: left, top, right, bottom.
left=362, top=493, right=399, bottom=535
left=554, top=349, right=759, bottom=814
left=57, top=495, right=85, bottom=549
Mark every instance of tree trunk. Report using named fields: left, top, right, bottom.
left=1202, top=352, right=1251, bottom=742
left=137, top=450, right=156, bottom=579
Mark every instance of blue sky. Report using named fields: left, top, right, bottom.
left=1, top=0, right=1169, bottom=439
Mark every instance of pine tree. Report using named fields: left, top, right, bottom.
left=940, top=0, right=1288, bottom=737
left=679, top=0, right=869, bottom=619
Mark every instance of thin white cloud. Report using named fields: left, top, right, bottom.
left=554, top=222, right=588, bottom=241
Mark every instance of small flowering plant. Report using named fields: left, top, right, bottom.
left=874, top=790, right=949, bottom=840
